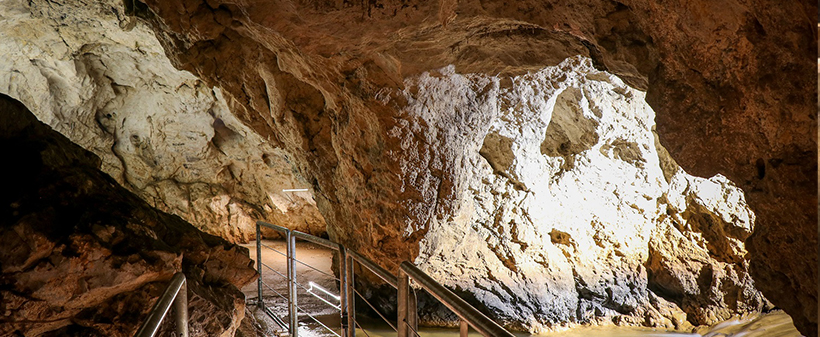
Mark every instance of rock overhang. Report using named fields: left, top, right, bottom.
left=1, top=0, right=815, bottom=335
left=132, top=0, right=817, bottom=334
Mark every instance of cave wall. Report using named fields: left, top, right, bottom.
left=0, top=0, right=811, bottom=334
left=131, top=0, right=816, bottom=334
left=0, top=93, right=257, bottom=336
left=0, top=0, right=327, bottom=242
left=403, top=57, right=770, bottom=331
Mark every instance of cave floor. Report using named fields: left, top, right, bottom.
left=240, top=239, right=342, bottom=336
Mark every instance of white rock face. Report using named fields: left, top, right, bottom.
left=0, top=0, right=325, bottom=241
left=0, top=0, right=772, bottom=329
left=391, top=57, right=769, bottom=332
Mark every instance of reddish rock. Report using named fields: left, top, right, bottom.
left=134, top=0, right=816, bottom=334
left=0, top=94, right=257, bottom=336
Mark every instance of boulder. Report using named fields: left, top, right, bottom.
left=407, top=58, right=769, bottom=331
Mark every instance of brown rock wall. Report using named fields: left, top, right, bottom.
left=134, top=0, right=816, bottom=334
left=0, top=93, right=257, bottom=336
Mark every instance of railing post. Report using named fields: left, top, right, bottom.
left=339, top=246, right=348, bottom=336
left=397, top=269, right=414, bottom=337
left=345, top=253, right=356, bottom=337
left=175, top=278, right=189, bottom=337
left=408, top=287, right=417, bottom=333
left=134, top=273, right=188, bottom=337
left=399, top=262, right=515, bottom=337
left=287, top=229, right=298, bottom=337
left=256, top=222, right=263, bottom=309
left=254, top=220, right=516, bottom=337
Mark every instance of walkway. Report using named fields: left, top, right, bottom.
left=241, top=239, right=342, bottom=337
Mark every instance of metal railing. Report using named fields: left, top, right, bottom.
left=134, top=272, right=188, bottom=337
left=256, top=221, right=349, bottom=337
left=344, top=248, right=414, bottom=337
left=255, top=220, right=516, bottom=337
left=398, top=262, right=514, bottom=337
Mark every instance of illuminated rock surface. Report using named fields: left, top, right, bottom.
left=407, top=58, right=769, bottom=331
left=0, top=0, right=326, bottom=242
left=134, top=0, right=815, bottom=334
left=0, top=0, right=814, bottom=335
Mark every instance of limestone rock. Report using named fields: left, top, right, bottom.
left=649, top=174, right=770, bottom=326
left=640, top=2, right=818, bottom=333
left=0, top=0, right=326, bottom=242
left=406, top=58, right=769, bottom=331
left=132, top=0, right=813, bottom=333
left=0, top=93, right=257, bottom=336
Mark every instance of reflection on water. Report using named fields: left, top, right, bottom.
left=298, top=310, right=802, bottom=337
left=349, top=326, right=693, bottom=337
left=530, top=311, right=802, bottom=337
left=694, top=311, right=803, bottom=337
left=341, top=320, right=694, bottom=337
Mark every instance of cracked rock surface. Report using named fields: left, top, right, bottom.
left=0, top=93, right=257, bottom=337
left=407, top=58, right=769, bottom=331
left=0, top=0, right=814, bottom=334
left=134, top=0, right=814, bottom=334
left=0, top=0, right=326, bottom=242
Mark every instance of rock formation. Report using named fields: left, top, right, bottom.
left=132, top=0, right=816, bottom=334
left=0, top=0, right=327, bottom=242
left=407, top=58, right=769, bottom=331
left=0, top=93, right=257, bottom=336
left=0, top=0, right=814, bottom=334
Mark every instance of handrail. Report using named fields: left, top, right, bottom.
left=347, top=250, right=398, bottom=288
left=134, top=272, right=188, bottom=337
left=256, top=221, right=296, bottom=335
left=257, top=221, right=344, bottom=337
left=259, top=220, right=290, bottom=234
left=254, top=220, right=516, bottom=337
left=398, top=262, right=514, bottom=337
left=292, top=231, right=341, bottom=251
left=344, top=249, right=414, bottom=337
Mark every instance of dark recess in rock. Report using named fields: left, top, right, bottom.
left=0, top=94, right=257, bottom=337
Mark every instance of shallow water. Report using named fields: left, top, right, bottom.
left=242, top=240, right=802, bottom=337
left=325, top=311, right=799, bottom=337
left=344, top=321, right=695, bottom=337
left=336, top=316, right=694, bottom=337
left=693, top=311, right=802, bottom=337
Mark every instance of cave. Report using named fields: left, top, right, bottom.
left=0, top=0, right=816, bottom=336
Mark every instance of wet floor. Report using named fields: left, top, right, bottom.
left=240, top=240, right=802, bottom=337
